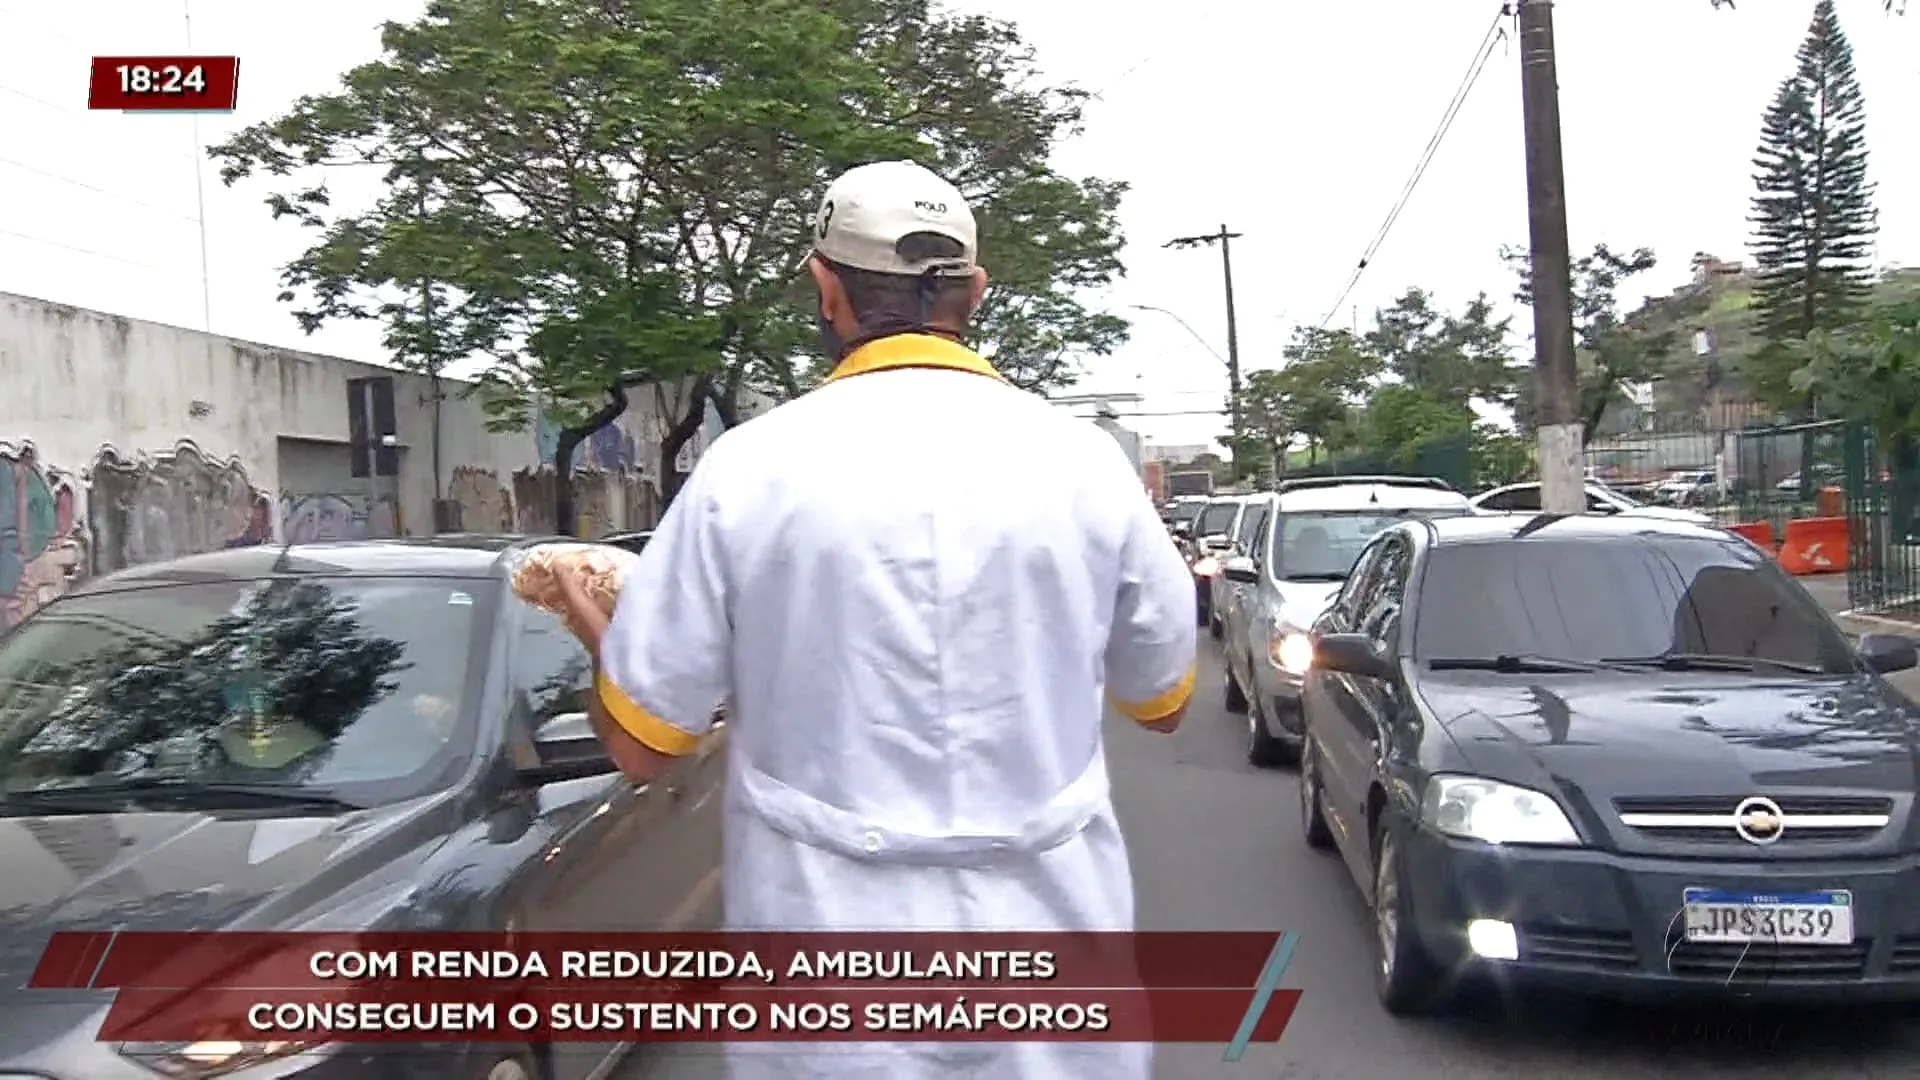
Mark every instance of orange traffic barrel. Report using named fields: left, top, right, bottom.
left=1726, top=521, right=1775, bottom=550
left=1777, top=516, right=1849, bottom=575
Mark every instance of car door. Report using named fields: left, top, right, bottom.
left=505, top=609, right=726, bottom=1079
left=1224, top=502, right=1270, bottom=650
left=1325, top=535, right=1413, bottom=886
left=1307, top=540, right=1389, bottom=841
left=1229, top=505, right=1273, bottom=687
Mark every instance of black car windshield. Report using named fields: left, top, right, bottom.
left=1169, top=501, right=1206, bottom=525
left=0, top=577, right=490, bottom=807
left=1196, top=502, right=1240, bottom=537
left=1271, top=508, right=1471, bottom=581
left=1413, top=536, right=1856, bottom=674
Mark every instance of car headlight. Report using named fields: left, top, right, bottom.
left=123, top=1040, right=318, bottom=1078
left=1270, top=631, right=1312, bottom=675
left=1192, top=557, right=1219, bottom=577
left=1421, top=775, right=1581, bottom=846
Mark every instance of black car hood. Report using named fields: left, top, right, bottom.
left=1422, top=671, right=1920, bottom=799
left=0, top=796, right=451, bottom=989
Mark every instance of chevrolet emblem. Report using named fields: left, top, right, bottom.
left=1732, top=796, right=1786, bottom=844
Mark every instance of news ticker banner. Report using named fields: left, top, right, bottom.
left=32, top=931, right=1301, bottom=1058
left=87, top=57, right=241, bottom=111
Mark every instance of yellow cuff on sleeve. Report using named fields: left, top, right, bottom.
left=595, top=670, right=701, bottom=757
left=1110, top=663, right=1196, bottom=724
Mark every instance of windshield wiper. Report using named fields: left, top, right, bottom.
left=0, top=779, right=361, bottom=812
left=1427, top=654, right=1600, bottom=673
left=1599, top=653, right=1827, bottom=675
left=1280, top=572, right=1348, bottom=582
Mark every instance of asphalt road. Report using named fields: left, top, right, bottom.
left=623, top=619, right=1920, bottom=1079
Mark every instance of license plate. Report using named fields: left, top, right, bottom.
left=1682, top=888, right=1854, bottom=945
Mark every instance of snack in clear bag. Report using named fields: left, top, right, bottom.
left=510, top=543, right=636, bottom=636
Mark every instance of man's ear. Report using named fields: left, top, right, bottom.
left=808, top=256, right=853, bottom=326
left=967, top=266, right=989, bottom=313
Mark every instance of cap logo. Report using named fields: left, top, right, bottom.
left=913, top=200, right=947, bottom=214
left=816, top=201, right=834, bottom=239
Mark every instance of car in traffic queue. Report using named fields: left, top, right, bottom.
left=1219, top=477, right=1474, bottom=767
left=1163, top=495, right=1210, bottom=533
left=1470, top=479, right=1713, bottom=525
left=1655, top=469, right=1720, bottom=507
left=1189, top=494, right=1257, bottom=631
left=0, top=537, right=725, bottom=1080
left=1294, top=512, right=1920, bottom=1015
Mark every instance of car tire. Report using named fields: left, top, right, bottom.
left=1298, top=733, right=1334, bottom=850
left=1246, top=676, right=1293, bottom=767
left=1224, top=660, right=1249, bottom=713
left=1371, top=817, right=1446, bottom=1016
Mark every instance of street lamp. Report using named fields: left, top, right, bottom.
left=1127, top=304, right=1230, bottom=369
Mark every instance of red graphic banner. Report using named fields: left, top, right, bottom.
left=32, top=931, right=1279, bottom=990
left=87, top=56, right=240, bottom=110
left=99, top=986, right=1302, bottom=1043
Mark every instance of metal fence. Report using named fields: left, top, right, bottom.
left=1591, top=416, right=1920, bottom=619
left=1844, top=423, right=1920, bottom=620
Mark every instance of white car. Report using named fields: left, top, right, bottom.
left=1218, top=476, right=1476, bottom=765
left=1470, top=481, right=1712, bottom=524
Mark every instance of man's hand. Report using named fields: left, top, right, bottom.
left=555, top=564, right=612, bottom=657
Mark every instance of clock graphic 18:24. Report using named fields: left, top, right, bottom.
left=87, top=55, right=241, bottom=111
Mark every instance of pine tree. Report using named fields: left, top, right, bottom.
left=1746, top=0, right=1877, bottom=412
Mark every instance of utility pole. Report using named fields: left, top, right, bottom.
left=1517, top=0, right=1584, bottom=514
left=1168, top=226, right=1244, bottom=477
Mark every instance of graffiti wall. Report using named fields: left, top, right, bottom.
left=87, top=442, right=272, bottom=576
left=1, top=442, right=87, bottom=630
left=448, top=466, right=513, bottom=533
left=509, top=469, right=641, bottom=537
left=279, top=492, right=399, bottom=543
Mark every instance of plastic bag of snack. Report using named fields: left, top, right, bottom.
left=509, top=543, right=638, bottom=637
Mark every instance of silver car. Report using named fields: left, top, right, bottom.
left=1220, top=477, right=1475, bottom=766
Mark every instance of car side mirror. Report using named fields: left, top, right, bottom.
left=1314, top=632, right=1394, bottom=680
left=1222, top=556, right=1259, bottom=585
left=517, top=711, right=618, bottom=786
left=1858, top=633, right=1918, bottom=675
left=1203, top=534, right=1231, bottom=551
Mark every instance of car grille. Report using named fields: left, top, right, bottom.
left=1522, top=927, right=1638, bottom=971
left=1522, top=926, right=1877, bottom=980
left=1611, top=795, right=1894, bottom=845
left=1887, top=935, right=1920, bottom=974
left=1664, top=940, right=1872, bottom=981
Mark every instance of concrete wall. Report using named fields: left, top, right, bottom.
left=0, top=292, right=759, bottom=629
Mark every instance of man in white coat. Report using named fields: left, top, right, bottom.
left=554, top=159, right=1198, bottom=1079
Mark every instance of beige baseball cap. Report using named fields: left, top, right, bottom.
left=806, top=161, right=977, bottom=277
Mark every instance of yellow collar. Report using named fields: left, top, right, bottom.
left=823, top=334, right=1005, bottom=385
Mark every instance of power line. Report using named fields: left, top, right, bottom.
left=0, top=155, right=201, bottom=223
left=0, top=227, right=171, bottom=269
left=1316, top=5, right=1510, bottom=329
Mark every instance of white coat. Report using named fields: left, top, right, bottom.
left=595, top=333, right=1198, bottom=1079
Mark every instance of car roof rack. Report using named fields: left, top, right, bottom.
left=1274, top=475, right=1456, bottom=494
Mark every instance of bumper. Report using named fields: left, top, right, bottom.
left=1253, top=664, right=1303, bottom=735
left=1401, top=829, right=1920, bottom=1000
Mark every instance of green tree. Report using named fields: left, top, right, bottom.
left=1363, top=288, right=1517, bottom=410
left=1790, top=299, right=1920, bottom=442
left=211, top=0, right=908, bottom=525
left=836, top=0, right=1130, bottom=393
left=1352, top=384, right=1475, bottom=469
left=1746, top=0, right=1877, bottom=411
left=1503, top=242, right=1675, bottom=438
left=1238, top=329, right=1381, bottom=469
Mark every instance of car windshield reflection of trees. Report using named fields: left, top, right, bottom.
left=1418, top=536, right=1915, bottom=767
left=0, top=579, right=472, bottom=801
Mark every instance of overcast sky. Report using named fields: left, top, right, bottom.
left=3, top=0, right=1915, bottom=449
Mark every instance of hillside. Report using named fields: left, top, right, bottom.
left=1632, top=258, right=1920, bottom=427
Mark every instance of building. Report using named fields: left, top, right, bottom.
left=0, top=291, right=754, bottom=629
left=1141, top=443, right=1212, bottom=465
